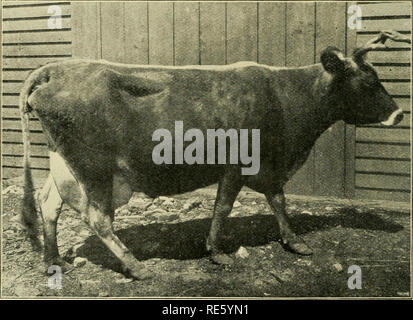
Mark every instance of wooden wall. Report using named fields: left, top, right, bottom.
left=2, top=1, right=72, bottom=179
left=1, top=1, right=411, bottom=202
left=354, top=2, right=411, bottom=202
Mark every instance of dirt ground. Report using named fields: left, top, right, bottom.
left=1, top=178, right=411, bottom=298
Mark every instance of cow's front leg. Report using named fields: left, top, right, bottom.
left=207, top=173, right=243, bottom=265
left=81, top=181, right=151, bottom=280
left=86, top=202, right=151, bottom=280
left=265, top=190, right=313, bottom=255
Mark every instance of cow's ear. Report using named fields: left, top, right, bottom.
left=321, top=46, right=345, bottom=75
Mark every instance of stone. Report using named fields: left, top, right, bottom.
left=278, top=269, right=294, bottom=282
left=146, top=208, right=168, bottom=216
left=2, top=185, right=23, bottom=195
left=129, top=196, right=152, bottom=211
left=295, top=259, right=312, bottom=267
left=183, top=199, right=202, bottom=211
left=79, top=229, right=91, bottom=237
left=158, top=196, right=175, bottom=208
left=235, top=246, right=249, bottom=259
left=73, top=257, right=87, bottom=268
left=333, top=262, right=343, bottom=272
left=233, top=201, right=242, bottom=208
left=14, top=284, right=41, bottom=297
left=115, top=278, right=134, bottom=284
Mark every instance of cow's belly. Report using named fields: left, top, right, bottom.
left=118, top=160, right=224, bottom=198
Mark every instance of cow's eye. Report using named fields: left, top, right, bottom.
left=361, top=77, right=378, bottom=89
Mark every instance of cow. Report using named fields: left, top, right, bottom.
left=19, top=31, right=407, bottom=279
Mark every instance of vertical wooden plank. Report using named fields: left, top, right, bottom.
left=199, top=2, right=226, bottom=65
left=258, top=2, right=286, bottom=66
left=227, top=2, right=258, bottom=63
left=124, top=2, right=148, bottom=64
left=313, top=2, right=347, bottom=197
left=284, top=2, right=316, bottom=195
left=174, top=2, right=199, bottom=66
left=72, top=2, right=101, bottom=59
left=0, top=1, right=2, bottom=174
left=100, top=2, right=125, bottom=63
left=285, top=3, right=315, bottom=67
left=345, top=2, right=357, bottom=198
left=148, top=2, right=173, bottom=65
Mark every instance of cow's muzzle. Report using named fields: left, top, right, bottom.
left=381, top=108, right=404, bottom=126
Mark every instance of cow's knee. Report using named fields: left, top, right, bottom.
left=87, top=205, right=113, bottom=237
left=112, top=173, right=133, bottom=210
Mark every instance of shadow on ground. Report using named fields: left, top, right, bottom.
left=76, top=207, right=404, bottom=274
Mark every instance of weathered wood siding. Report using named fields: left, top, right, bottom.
left=2, top=1, right=72, bottom=179
left=354, top=2, right=411, bottom=202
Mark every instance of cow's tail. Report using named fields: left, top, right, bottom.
left=19, top=67, right=48, bottom=251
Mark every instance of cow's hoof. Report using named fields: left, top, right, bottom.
left=284, top=237, right=313, bottom=255
left=124, top=266, right=153, bottom=280
left=44, top=257, right=72, bottom=274
left=211, top=253, right=234, bottom=265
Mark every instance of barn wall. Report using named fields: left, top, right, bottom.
left=1, top=1, right=411, bottom=202
left=354, top=2, right=411, bottom=202
left=2, top=1, right=72, bottom=179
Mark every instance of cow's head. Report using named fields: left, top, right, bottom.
left=320, top=30, right=409, bottom=126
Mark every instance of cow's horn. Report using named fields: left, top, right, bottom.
left=353, top=30, right=411, bottom=63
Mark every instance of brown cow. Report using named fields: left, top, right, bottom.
left=20, top=31, right=406, bottom=279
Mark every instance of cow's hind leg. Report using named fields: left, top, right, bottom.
left=265, top=190, right=312, bottom=255
left=207, top=173, right=243, bottom=265
left=37, top=174, right=69, bottom=271
left=49, top=151, right=148, bottom=279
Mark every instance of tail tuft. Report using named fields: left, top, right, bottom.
left=19, top=67, right=48, bottom=251
left=21, top=154, right=41, bottom=251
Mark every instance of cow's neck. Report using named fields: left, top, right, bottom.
left=269, top=64, right=343, bottom=155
